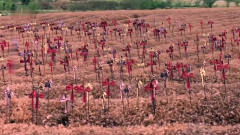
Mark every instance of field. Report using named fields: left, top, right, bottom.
left=0, top=7, right=240, bottom=134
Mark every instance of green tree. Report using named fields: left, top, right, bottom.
left=194, top=0, right=203, bottom=7
left=21, top=0, right=31, bottom=5
left=0, top=0, right=16, bottom=11
left=233, top=0, right=240, bottom=6
left=28, top=0, right=40, bottom=11
left=38, top=0, right=53, bottom=9
left=202, top=0, right=217, bottom=7
left=10, top=3, right=16, bottom=11
left=140, top=0, right=155, bottom=9
left=120, top=0, right=143, bottom=9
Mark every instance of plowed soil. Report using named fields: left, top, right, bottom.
left=0, top=7, right=240, bottom=135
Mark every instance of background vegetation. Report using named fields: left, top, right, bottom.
left=0, top=0, right=239, bottom=13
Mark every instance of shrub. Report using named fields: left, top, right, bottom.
left=225, top=0, right=232, bottom=7
left=21, top=0, right=31, bottom=5
left=0, top=0, right=16, bottom=11
left=10, top=3, right=16, bottom=11
left=172, top=1, right=193, bottom=8
left=194, top=0, right=203, bottom=7
left=68, top=1, right=120, bottom=11
left=38, top=0, right=54, bottom=10
left=202, top=0, right=217, bottom=8
left=88, top=1, right=120, bottom=10
left=155, top=0, right=172, bottom=9
left=27, top=0, right=40, bottom=13
left=120, top=0, right=143, bottom=10
left=233, top=0, right=240, bottom=6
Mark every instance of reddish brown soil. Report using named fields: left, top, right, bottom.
left=0, top=7, right=240, bottom=135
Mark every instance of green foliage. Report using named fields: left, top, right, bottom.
left=1, top=0, right=232, bottom=12
left=0, top=0, right=17, bottom=11
left=10, top=3, right=16, bottom=11
left=225, top=0, right=233, bottom=7
left=27, top=0, right=40, bottom=13
left=202, top=0, right=217, bottom=8
left=21, top=0, right=31, bottom=5
left=38, top=0, right=53, bottom=9
left=67, top=0, right=196, bottom=11
left=233, top=0, right=240, bottom=6
left=140, top=0, right=156, bottom=9
left=120, top=0, right=174, bottom=10
left=68, top=1, right=120, bottom=11
left=194, top=0, right=203, bottom=7
left=172, top=1, right=193, bottom=8
left=120, top=0, right=143, bottom=10
left=154, top=0, right=173, bottom=9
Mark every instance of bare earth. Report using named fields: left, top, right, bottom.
left=0, top=7, right=240, bottom=135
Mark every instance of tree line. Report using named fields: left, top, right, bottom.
left=0, top=0, right=239, bottom=12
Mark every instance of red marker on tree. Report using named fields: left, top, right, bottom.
left=210, top=59, right=221, bottom=80
left=7, top=60, right=14, bottom=84
left=217, top=62, right=229, bottom=95
left=166, top=45, right=174, bottom=60
left=20, top=50, right=30, bottom=76
left=140, top=40, right=147, bottom=63
left=54, top=36, right=63, bottom=52
left=145, top=78, right=160, bottom=115
left=181, top=40, right=189, bottom=58
left=167, top=17, right=171, bottom=30
left=126, top=59, right=134, bottom=79
left=74, top=83, right=91, bottom=119
left=188, top=23, right=193, bottom=33
left=80, top=45, right=89, bottom=62
left=167, top=62, right=174, bottom=80
left=127, top=28, right=133, bottom=42
left=66, top=83, right=74, bottom=111
left=74, top=84, right=90, bottom=103
left=134, top=40, right=140, bottom=58
left=47, top=48, right=57, bottom=63
left=195, top=33, right=200, bottom=61
left=147, top=51, right=156, bottom=75
left=92, top=56, right=98, bottom=73
left=175, top=62, right=183, bottom=77
left=177, top=41, right=182, bottom=58
left=122, top=44, right=131, bottom=58
left=0, top=64, right=6, bottom=84
left=230, top=37, right=234, bottom=52
left=208, top=20, right=214, bottom=31
left=0, top=40, right=7, bottom=57
left=60, top=55, right=70, bottom=79
left=102, top=78, right=115, bottom=110
left=182, top=72, right=194, bottom=103
left=179, top=24, right=186, bottom=36
left=200, top=20, right=204, bottom=32
left=29, top=88, right=44, bottom=124
left=25, top=41, right=30, bottom=50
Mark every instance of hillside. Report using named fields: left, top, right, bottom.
left=0, top=7, right=240, bottom=134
